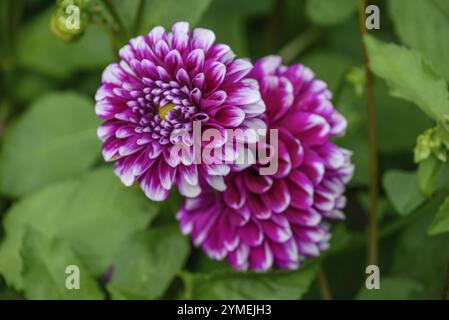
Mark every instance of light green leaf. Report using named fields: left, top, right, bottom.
left=306, top=0, right=358, bottom=26
left=417, top=156, right=442, bottom=197
left=365, top=35, right=449, bottom=121
left=383, top=170, right=425, bottom=215
left=0, top=92, right=101, bottom=197
left=0, top=168, right=157, bottom=290
left=107, top=226, right=190, bottom=300
left=389, top=0, right=449, bottom=83
left=137, top=0, right=212, bottom=33
left=356, top=278, right=422, bottom=300
left=17, top=8, right=113, bottom=78
left=417, top=156, right=449, bottom=197
left=429, top=196, right=449, bottom=235
left=189, top=261, right=317, bottom=299
left=21, top=228, right=104, bottom=300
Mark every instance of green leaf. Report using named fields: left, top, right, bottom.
left=107, top=226, right=190, bottom=299
left=17, top=8, right=113, bottom=79
left=417, top=156, right=449, bottom=197
left=0, top=168, right=157, bottom=290
left=189, top=261, right=317, bottom=299
left=376, top=81, right=433, bottom=155
left=388, top=0, right=449, bottom=83
left=137, top=0, right=212, bottom=34
left=305, top=0, right=358, bottom=26
left=0, top=92, right=101, bottom=197
left=21, top=228, right=104, bottom=300
left=391, top=195, right=449, bottom=298
left=383, top=170, right=425, bottom=215
left=356, top=278, right=423, bottom=300
left=429, top=196, right=449, bottom=235
left=365, top=35, right=449, bottom=121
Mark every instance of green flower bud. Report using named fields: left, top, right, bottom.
left=50, top=0, right=90, bottom=42
left=414, top=119, right=449, bottom=163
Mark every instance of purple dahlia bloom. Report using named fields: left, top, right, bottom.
left=95, top=22, right=265, bottom=200
left=177, top=56, right=354, bottom=271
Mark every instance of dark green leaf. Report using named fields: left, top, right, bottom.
left=21, top=228, right=104, bottom=300
left=429, top=196, right=449, bottom=235
left=356, top=278, right=422, bottom=300
left=189, top=261, right=317, bottom=299
left=17, top=8, right=113, bottom=79
left=376, top=82, right=432, bottom=155
left=107, top=226, right=190, bottom=299
left=0, top=92, right=101, bottom=197
left=390, top=195, right=449, bottom=298
left=383, top=170, right=425, bottom=215
left=0, top=168, right=157, bottom=290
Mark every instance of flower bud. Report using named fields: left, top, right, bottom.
left=415, top=118, right=449, bottom=163
left=50, top=0, right=90, bottom=42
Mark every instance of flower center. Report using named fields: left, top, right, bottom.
left=157, top=103, right=175, bottom=120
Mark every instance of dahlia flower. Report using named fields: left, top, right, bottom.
left=177, top=56, right=354, bottom=271
left=95, top=22, right=265, bottom=200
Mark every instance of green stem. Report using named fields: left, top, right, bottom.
left=278, top=26, right=322, bottom=64
left=316, top=265, right=332, bottom=300
left=358, top=0, right=379, bottom=266
left=101, top=0, right=124, bottom=32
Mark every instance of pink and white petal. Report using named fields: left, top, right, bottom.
left=223, top=176, right=246, bottom=210
left=139, top=167, right=169, bottom=201
left=248, top=55, right=282, bottom=79
left=227, top=243, right=250, bottom=271
left=214, top=106, right=245, bottom=127
left=158, top=159, right=177, bottom=190
left=247, top=192, right=271, bottom=219
left=262, top=179, right=291, bottom=214
left=300, top=148, right=325, bottom=185
left=243, top=170, right=273, bottom=194
left=191, top=28, right=216, bottom=52
left=204, top=61, right=226, bottom=93
left=249, top=242, right=274, bottom=272
left=178, top=175, right=202, bottom=198
left=239, top=220, right=263, bottom=247
left=225, top=58, right=253, bottom=83
left=225, top=79, right=261, bottom=106
left=287, top=170, right=314, bottom=210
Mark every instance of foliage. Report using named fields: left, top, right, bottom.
left=1, top=0, right=449, bottom=300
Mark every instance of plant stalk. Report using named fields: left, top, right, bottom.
left=278, top=26, right=322, bottom=64
left=358, top=0, right=379, bottom=266
left=316, top=265, right=333, bottom=300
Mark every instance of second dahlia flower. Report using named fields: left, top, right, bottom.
left=177, top=56, right=354, bottom=271
left=95, top=22, right=265, bottom=200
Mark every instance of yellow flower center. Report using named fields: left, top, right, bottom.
left=158, top=103, right=175, bottom=120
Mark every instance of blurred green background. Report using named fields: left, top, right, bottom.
left=0, top=0, right=449, bottom=300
